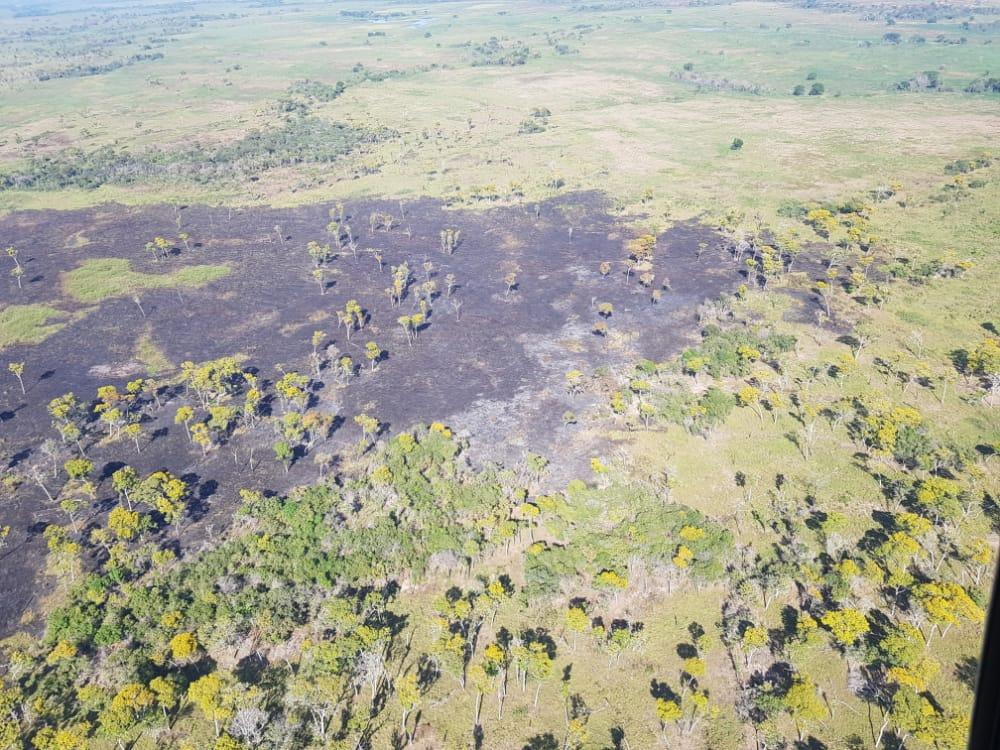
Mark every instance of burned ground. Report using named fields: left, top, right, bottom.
left=0, top=192, right=740, bottom=634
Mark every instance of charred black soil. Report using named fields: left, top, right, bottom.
left=0, top=192, right=739, bottom=634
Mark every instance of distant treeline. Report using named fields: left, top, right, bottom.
left=798, top=0, right=1000, bottom=21
left=965, top=77, right=1000, bottom=93
left=569, top=1, right=671, bottom=10
left=339, top=9, right=408, bottom=20
left=37, top=52, right=164, bottom=81
left=0, top=117, right=395, bottom=191
left=894, top=71, right=1000, bottom=93
left=668, top=69, right=771, bottom=95
left=276, top=65, right=429, bottom=116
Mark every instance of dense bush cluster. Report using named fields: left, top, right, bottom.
left=681, top=325, right=797, bottom=379
left=467, top=37, right=533, bottom=66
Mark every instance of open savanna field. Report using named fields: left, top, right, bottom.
left=0, top=1, right=998, bottom=749
left=1, top=0, right=998, bottom=216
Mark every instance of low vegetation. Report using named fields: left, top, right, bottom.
left=61, top=259, right=230, bottom=304
left=0, top=305, right=67, bottom=349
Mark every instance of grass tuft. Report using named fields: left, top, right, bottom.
left=0, top=304, right=67, bottom=349
left=61, top=258, right=230, bottom=303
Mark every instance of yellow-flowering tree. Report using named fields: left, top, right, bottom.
left=912, top=581, right=984, bottom=641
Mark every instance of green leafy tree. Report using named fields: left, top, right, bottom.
left=63, top=458, right=92, bottom=480
left=740, top=625, right=769, bottom=668
left=149, top=676, right=179, bottom=725
left=133, top=470, right=188, bottom=524
left=396, top=671, right=421, bottom=744
left=784, top=676, right=828, bottom=740
left=188, top=672, right=234, bottom=738
left=274, top=441, right=294, bottom=472
left=98, top=682, right=155, bottom=750
left=365, top=341, right=383, bottom=371
left=286, top=640, right=349, bottom=741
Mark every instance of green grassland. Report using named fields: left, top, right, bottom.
left=0, top=261, right=230, bottom=351
left=60, top=258, right=230, bottom=304
left=0, top=0, right=997, bottom=222
left=619, top=168, right=1000, bottom=748
left=0, top=304, right=69, bottom=349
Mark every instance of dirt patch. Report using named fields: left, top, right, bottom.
left=0, top=192, right=739, bottom=634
